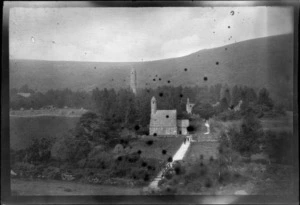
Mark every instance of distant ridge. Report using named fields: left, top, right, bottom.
left=10, top=34, right=293, bottom=104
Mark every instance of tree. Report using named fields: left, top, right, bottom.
left=257, top=88, right=273, bottom=110
left=263, top=131, right=293, bottom=164
left=19, top=84, right=34, bottom=93
left=231, top=113, right=263, bottom=156
left=220, top=84, right=231, bottom=105
left=230, top=85, right=242, bottom=106
left=219, top=97, right=229, bottom=112
left=193, top=103, right=215, bottom=120
left=75, top=111, right=109, bottom=142
left=24, top=137, right=52, bottom=164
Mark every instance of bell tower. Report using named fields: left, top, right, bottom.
left=186, top=98, right=195, bottom=114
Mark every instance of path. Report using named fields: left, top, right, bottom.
left=148, top=136, right=192, bottom=190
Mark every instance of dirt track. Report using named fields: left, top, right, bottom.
left=11, top=178, right=142, bottom=195
left=10, top=108, right=88, bottom=117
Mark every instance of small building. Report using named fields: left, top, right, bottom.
left=177, top=119, right=189, bottom=135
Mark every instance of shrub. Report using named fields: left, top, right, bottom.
left=216, top=110, right=242, bottom=121
left=230, top=113, right=263, bottom=156
left=85, top=151, right=113, bottom=168
left=24, top=137, right=53, bottom=165
left=125, top=152, right=141, bottom=163
left=130, top=167, right=148, bottom=180
left=193, top=103, right=215, bottom=120
left=113, top=144, right=124, bottom=154
left=12, top=162, right=39, bottom=178
left=185, top=180, right=202, bottom=192
left=51, top=133, right=74, bottom=161
left=69, top=138, right=91, bottom=163
left=263, top=131, right=293, bottom=164
left=208, top=118, right=225, bottom=133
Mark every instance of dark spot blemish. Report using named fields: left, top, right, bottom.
left=205, top=180, right=211, bottom=188
left=230, top=11, right=234, bottom=15
left=216, top=62, right=219, bottom=65
left=168, top=157, right=173, bottom=162
left=166, top=115, right=169, bottom=118
left=134, top=125, right=140, bottom=130
left=144, top=174, right=150, bottom=181
left=153, top=133, right=157, bottom=136
left=137, top=150, right=142, bottom=155
left=162, top=150, right=167, bottom=155
left=167, top=80, right=171, bottom=83
left=184, top=68, right=188, bottom=71
left=146, top=140, right=153, bottom=146
left=159, top=92, right=163, bottom=97
left=117, top=156, right=123, bottom=161
left=204, top=77, right=208, bottom=81
left=142, top=162, right=147, bottom=167
left=175, top=167, right=181, bottom=175
left=179, top=94, right=183, bottom=98
left=187, top=125, right=195, bottom=132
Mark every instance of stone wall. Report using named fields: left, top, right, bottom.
left=149, top=126, right=177, bottom=136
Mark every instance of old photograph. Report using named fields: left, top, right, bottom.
left=7, top=2, right=296, bottom=197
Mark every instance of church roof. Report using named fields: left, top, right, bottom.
left=150, top=110, right=177, bottom=127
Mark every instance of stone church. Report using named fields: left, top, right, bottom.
left=149, top=97, right=192, bottom=136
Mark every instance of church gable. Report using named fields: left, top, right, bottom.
left=150, top=110, right=177, bottom=128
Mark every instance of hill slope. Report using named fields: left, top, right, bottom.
left=10, top=34, right=293, bottom=102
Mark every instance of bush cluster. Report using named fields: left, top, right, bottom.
left=263, top=131, right=293, bottom=164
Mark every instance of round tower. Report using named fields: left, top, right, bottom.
left=151, top=96, right=156, bottom=115
left=130, top=68, right=137, bottom=95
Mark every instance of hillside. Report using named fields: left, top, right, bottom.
left=10, top=34, right=293, bottom=102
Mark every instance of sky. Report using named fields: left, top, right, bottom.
left=9, top=6, right=293, bottom=62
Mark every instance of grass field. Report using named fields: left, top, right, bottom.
left=129, top=136, right=185, bottom=161
left=11, top=178, right=141, bottom=195
left=260, top=112, right=293, bottom=132
left=211, top=112, right=293, bottom=133
left=10, top=116, right=79, bottom=150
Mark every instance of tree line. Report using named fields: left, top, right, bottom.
left=10, top=83, right=285, bottom=129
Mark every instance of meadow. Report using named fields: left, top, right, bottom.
left=10, top=116, right=79, bottom=150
